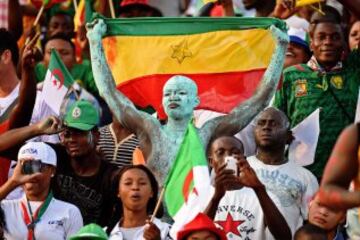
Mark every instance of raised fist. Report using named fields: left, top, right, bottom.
left=86, top=19, right=107, bottom=42
left=270, top=25, right=289, bottom=46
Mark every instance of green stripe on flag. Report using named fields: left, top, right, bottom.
left=164, top=122, right=208, bottom=217
left=85, top=0, right=93, bottom=24
left=49, top=49, right=74, bottom=88
left=100, top=17, right=286, bottom=37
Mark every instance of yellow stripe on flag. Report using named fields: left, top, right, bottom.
left=74, top=0, right=85, bottom=32
left=102, top=29, right=274, bottom=86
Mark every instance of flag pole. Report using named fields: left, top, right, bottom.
left=108, top=0, right=116, bottom=18
left=73, top=0, right=78, bottom=12
left=150, top=187, right=165, bottom=222
left=25, top=32, right=40, bottom=48
left=33, top=5, right=45, bottom=26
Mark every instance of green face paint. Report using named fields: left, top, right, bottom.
left=162, top=75, right=199, bottom=120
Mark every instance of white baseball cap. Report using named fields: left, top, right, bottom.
left=18, top=142, right=57, bottom=167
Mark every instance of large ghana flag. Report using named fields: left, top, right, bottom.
left=101, top=17, right=286, bottom=119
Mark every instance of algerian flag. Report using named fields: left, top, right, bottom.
left=164, top=122, right=211, bottom=238
left=42, top=49, right=74, bottom=115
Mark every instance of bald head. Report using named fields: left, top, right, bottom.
left=162, top=75, right=200, bottom=120
left=255, top=107, right=290, bottom=129
left=254, top=107, right=291, bottom=151
left=163, top=75, right=198, bottom=96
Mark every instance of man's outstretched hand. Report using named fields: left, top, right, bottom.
left=270, top=25, right=289, bottom=46
left=86, top=18, right=107, bottom=42
left=35, top=116, right=63, bottom=135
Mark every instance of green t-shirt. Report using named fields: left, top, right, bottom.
left=35, top=59, right=98, bottom=96
left=274, top=50, right=360, bottom=177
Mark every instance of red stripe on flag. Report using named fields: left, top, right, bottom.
left=182, top=170, right=193, bottom=204
left=117, top=69, right=266, bottom=119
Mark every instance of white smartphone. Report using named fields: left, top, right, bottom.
left=225, top=156, right=238, bottom=176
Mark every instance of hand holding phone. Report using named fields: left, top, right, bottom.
left=225, top=156, right=238, bottom=176
left=22, top=160, right=42, bottom=175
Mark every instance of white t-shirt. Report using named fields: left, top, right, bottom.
left=1, top=195, right=83, bottom=240
left=247, top=156, right=319, bottom=235
left=109, top=218, right=171, bottom=240
left=0, top=83, right=19, bottom=117
left=213, top=187, right=274, bottom=240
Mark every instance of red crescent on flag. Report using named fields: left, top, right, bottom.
left=52, top=68, right=64, bottom=90
left=182, top=170, right=198, bottom=203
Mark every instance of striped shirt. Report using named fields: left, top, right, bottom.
left=97, top=124, right=139, bottom=168
left=0, top=0, right=8, bottom=29
left=0, top=0, right=27, bottom=29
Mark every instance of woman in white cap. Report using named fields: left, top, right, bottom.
left=0, top=141, right=83, bottom=240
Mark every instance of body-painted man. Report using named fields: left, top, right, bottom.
left=86, top=19, right=288, bottom=184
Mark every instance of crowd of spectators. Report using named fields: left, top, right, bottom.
left=0, top=0, right=359, bottom=239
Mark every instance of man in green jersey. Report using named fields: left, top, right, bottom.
left=274, top=5, right=360, bottom=179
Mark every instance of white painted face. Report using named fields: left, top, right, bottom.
left=162, top=75, right=199, bottom=120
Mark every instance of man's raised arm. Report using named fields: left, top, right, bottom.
left=0, top=116, right=61, bottom=159
left=86, top=19, right=159, bottom=134
left=202, top=26, right=288, bottom=139
left=8, top=36, right=38, bottom=129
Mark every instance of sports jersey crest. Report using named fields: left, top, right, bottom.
left=295, top=79, right=308, bottom=97
left=330, top=75, right=343, bottom=89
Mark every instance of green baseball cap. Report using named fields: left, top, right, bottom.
left=69, top=223, right=108, bottom=240
left=64, top=100, right=99, bottom=131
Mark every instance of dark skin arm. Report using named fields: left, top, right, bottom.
left=0, top=116, right=62, bottom=159
left=205, top=158, right=291, bottom=240
left=237, top=159, right=291, bottom=240
left=204, top=162, right=238, bottom=219
left=8, top=35, right=39, bottom=130
left=271, top=0, right=298, bottom=19
left=319, top=124, right=360, bottom=210
left=143, top=220, right=161, bottom=240
left=0, top=160, right=41, bottom=200
left=8, top=0, right=23, bottom=41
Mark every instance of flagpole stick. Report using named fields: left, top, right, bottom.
left=108, top=0, right=116, bottom=18
left=25, top=32, right=40, bottom=48
left=33, top=5, right=45, bottom=27
left=150, top=187, right=165, bottom=222
left=73, top=0, right=78, bottom=12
